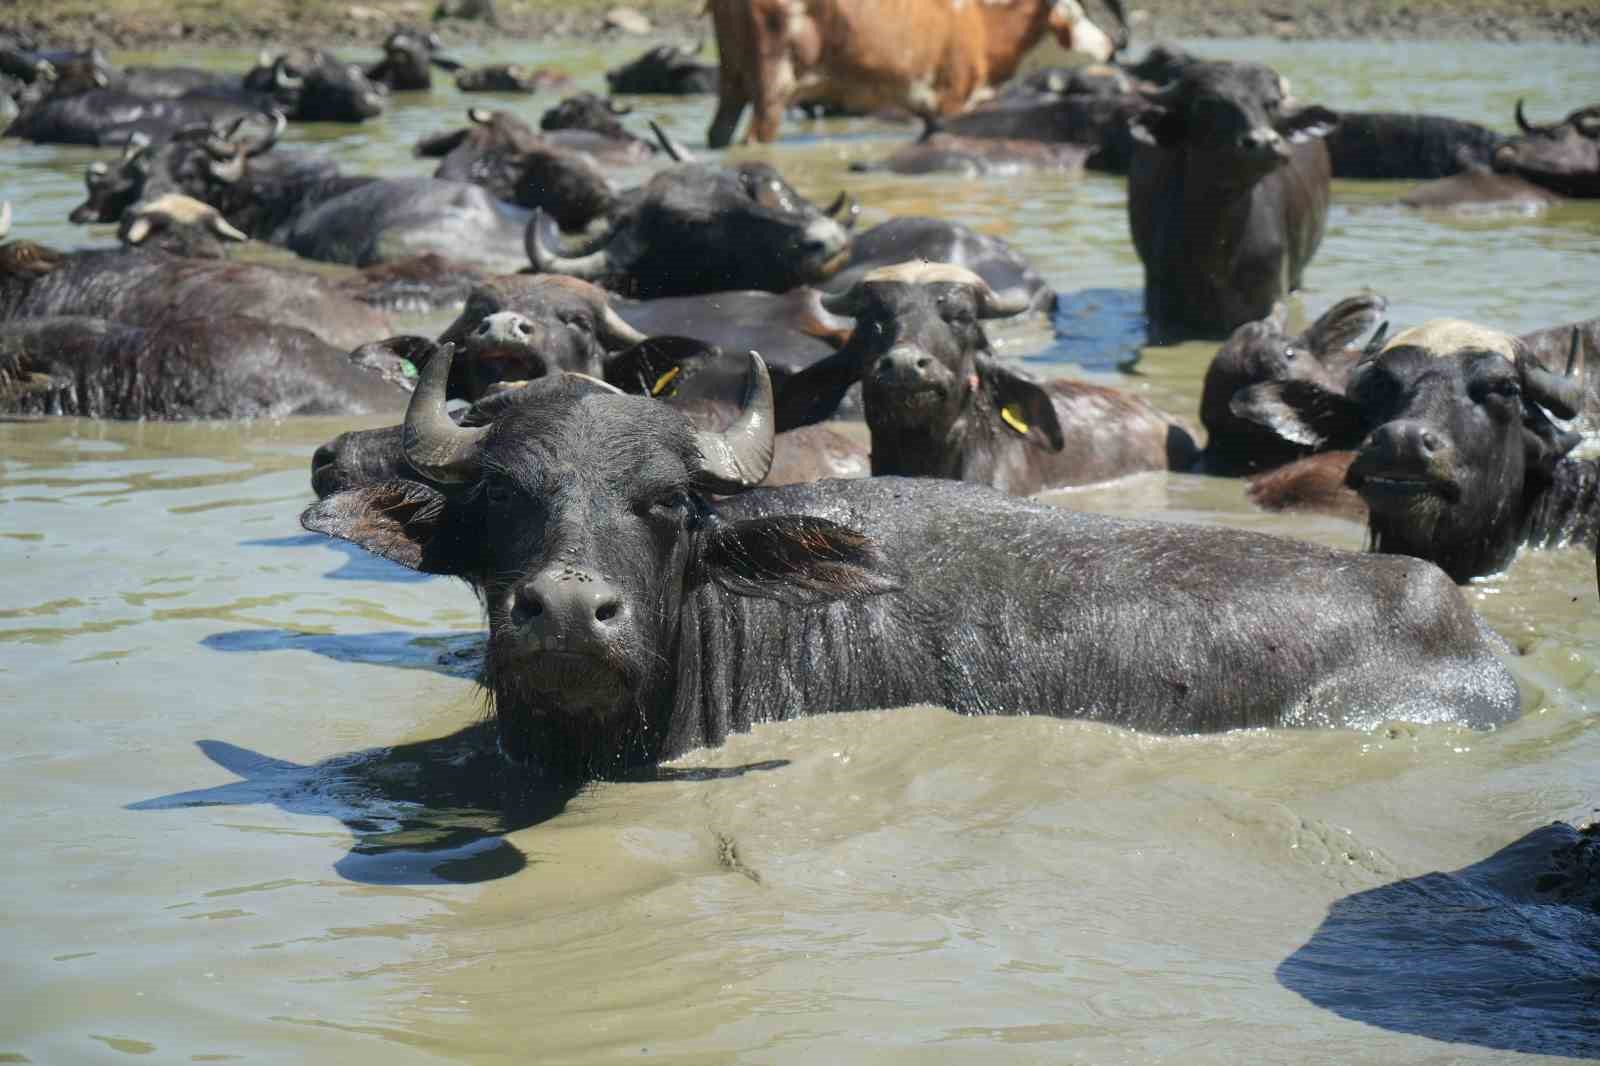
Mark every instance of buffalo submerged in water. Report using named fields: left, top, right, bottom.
left=301, top=341, right=1520, bottom=785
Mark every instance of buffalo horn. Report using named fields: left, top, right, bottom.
left=402, top=341, right=489, bottom=483
left=275, top=62, right=304, bottom=90
left=0, top=201, right=10, bottom=240
left=820, top=285, right=864, bottom=316
left=524, top=208, right=613, bottom=280
left=692, top=351, right=775, bottom=493
left=208, top=213, right=249, bottom=243
left=243, top=110, right=287, bottom=157
left=1515, top=98, right=1534, bottom=134
left=1360, top=321, right=1390, bottom=360
left=976, top=284, right=1032, bottom=319
left=208, top=152, right=245, bottom=184
left=649, top=119, right=693, bottom=162
left=123, top=216, right=152, bottom=245
left=119, top=132, right=151, bottom=163
left=595, top=303, right=650, bottom=349
left=606, top=98, right=632, bottom=116
left=468, top=106, right=493, bottom=125
left=1517, top=328, right=1585, bottom=420
left=87, top=161, right=109, bottom=177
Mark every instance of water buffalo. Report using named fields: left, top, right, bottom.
left=706, top=0, right=1126, bottom=146
left=1236, top=319, right=1592, bottom=582
left=365, top=28, right=461, bottom=92
left=0, top=237, right=393, bottom=351
left=605, top=42, right=718, bottom=95
left=418, top=108, right=617, bottom=230
left=301, top=342, right=1518, bottom=785
left=4, top=87, right=268, bottom=146
left=539, top=93, right=658, bottom=162
left=454, top=64, right=569, bottom=93
left=773, top=263, right=1195, bottom=492
left=116, top=193, right=250, bottom=258
left=1127, top=60, right=1337, bottom=342
left=525, top=162, right=852, bottom=298
left=0, top=314, right=406, bottom=419
left=1324, top=112, right=1503, bottom=180
left=1199, top=294, right=1387, bottom=475
left=243, top=50, right=386, bottom=123
left=850, top=132, right=1091, bottom=177
left=282, top=178, right=532, bottom=272
left=821, top=216, right=1053, bottom=314
left=1491, top=100, right=1600, bottom=199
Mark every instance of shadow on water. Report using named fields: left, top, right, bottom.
left=242, top=533, right=435, bottom=583
left=1045, top=287, right=1146, bottom=372
left=203, top=627, right=486, bottom=678
left=1278, top=822, right=1600, bottom=1058
left=127, top=727, right=792, bottom=885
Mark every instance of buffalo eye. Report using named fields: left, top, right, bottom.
left=642, top=490, right=691, bottom=519
left=1282, top=345, right=1297, bottom=362
left=1470, top=377, right=1520, bottom=406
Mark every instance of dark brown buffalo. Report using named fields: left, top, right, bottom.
left=1198, top=294, right=1386, bottom=475
left=1127, top=60, right=1337, bottom=342
left=1492, top=100, right=1600, bottom=199
left=301, top=342, right=1518, bottom=786
left=0, top=315, right=406, bottom=419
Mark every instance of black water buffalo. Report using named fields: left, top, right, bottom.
left=1199, top=294, right=1387, bottom=475
left=4, top=88, right=268, bottom=146
left=539, top=93, right=658, bottom=162
left=605, top=42, right=718, bottom=95
left=454, top=64, right=569, bottom=93
left=301, top=342, right=1519, bottom=785
left=0, top=315, right=406, bottom=419
left=0, top=238, right=393, bottom=351
left=115, top=193, right=251, bottom=258
left=418, top=108, right=616, bottom=231
left=773, top=263, right=1195, bottom=492
left=282, top=178, right=531, bottom=272
left=1128, top=60, right=1337, bottom=343
left=850, top=133, right=1091, bottom=177
left=820, top=216, right=1052, bottom=315
left=243, top=50, right=386, bottom=123
left=1324, top=112, right=1503, bottom=180
left=525, top=162, right=853, bottom=298
left=365, top=28, right=461, bottom=92
left=1236, top=320, right=1592, bottom=582
left=1491, top=100, right=1600, bottom=199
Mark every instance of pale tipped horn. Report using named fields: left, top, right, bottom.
left=275, top=62, right=304, bottom=90
left=596, top=302, right=649, bottom=349
left=120, top=131, right=151, bottom=163
left=524, top=208, right=613, bottom=280
left=0, top=201, right=10, bottom=240
left=402, top=341, right=490, bottom=483
left=468, top=106, right=493, bottom=124
left=208, top=212, right=249, bottom=243
left=244, top=110, right=287, bottom=157
left=1518, top=328, right=1585, bottom=420
left=692, top=351, right=775, bottom=493
left=123, top=216, right=153, bottom=245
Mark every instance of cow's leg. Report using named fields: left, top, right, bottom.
left=708, top=84, right=748, bottom=149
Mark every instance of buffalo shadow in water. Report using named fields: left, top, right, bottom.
left=1278, top=822, right=1600, bottom=1057
left=243, top=532, right=436, bottom=583
left=127, top=728, right=791, bottom=885
left=1047, top=287, right=1146, bottom=372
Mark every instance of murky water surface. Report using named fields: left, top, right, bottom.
left=3, top=37, right=1600, bottom=1065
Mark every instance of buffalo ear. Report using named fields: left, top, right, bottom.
left=701, top=515, right=900, bottom=603
left=1129, top=105, right=1184, bottom=148
left=300, top=480, right=474, bottom=575
left=1298, top=293, right=1386, bottom=357
left=1229, top=380, right=1365, bottom=449
left=603, top=335, right=720, bottom=398
left=1280, top=105, right=1339, bottom=143
left=976, top=358, right=1065, bottom=452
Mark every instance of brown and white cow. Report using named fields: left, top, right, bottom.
left=706, top=0, right=1127, bottom=147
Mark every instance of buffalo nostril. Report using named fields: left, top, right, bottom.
left=594, top=600, right=619, bottom=623
left=1419, top=430, right=1442, bottom=454
left=515, top=321, right=531, bottom=336
left=915, top=357, right=932, bottom=370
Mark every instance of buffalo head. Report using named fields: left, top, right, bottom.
left=301, top=343, right=893, bottom=779
left=247, top=50, right=386, bottom=122
left=1131, top=60, right=1337, bottom=182
left=1493, top=100, right=1600, bottom=199
left=118, top=193, right=249, bottom=258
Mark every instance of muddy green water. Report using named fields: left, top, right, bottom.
left=3, top=36, right=1600, bottom=1065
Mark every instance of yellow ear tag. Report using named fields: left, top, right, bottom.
left=1000, top=403, right=1031, bottom=436
left=650, top=365, right=680, bottom=397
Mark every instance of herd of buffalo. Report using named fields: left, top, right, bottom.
left=2, top=12, right=1597, bottom=786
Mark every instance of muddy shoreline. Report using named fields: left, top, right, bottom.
left=6, top=0, right=1596, bottom=55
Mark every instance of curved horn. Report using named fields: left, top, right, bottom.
left=692, top=351, right=775, bottom=493
left=275, top=62, right=304, bottom=90
left=208, top=212, right=249, bottom=243
left=119, top=131, right=151, bottom=163
left=244, top=110, right=287, bottom=157
left=976, top=283, right=1033, bottom=319
left=468, top=106, right=493, bottom=125
left=208, top=152, right=245, bottom=184
left=596, top=303, right=649, bottom=350
left=402, top=341, right=489, bottom=483
left=123, top=216, right=153, bottom=245
left=606, top=97, right=632, bottom=115
left=824, top=191, right=847, bottom=217
left=1515, top=98, right=1534, bottom=134
left=820, top=282, right=865, bottom=316
left=524, top=208, right=613, bottom=280
left=0, top=202, right=10, bottom=240
left=648, top=118, right=693, bottom=162
left=1360, top=320, right=1390, bottom=360
left=87, top=161, right=109, bottom=178
left=1518, top=328, right=1585, bottom=420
